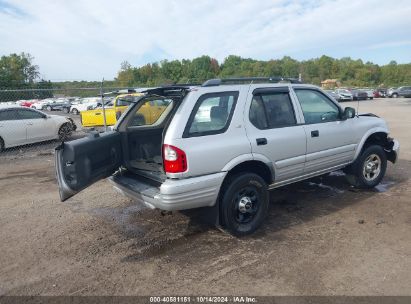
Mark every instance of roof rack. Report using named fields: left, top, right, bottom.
left=202, top=77, right=302, bottom=87
left=142, top=85, right=194, bottom=99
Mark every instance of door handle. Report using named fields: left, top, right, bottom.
left=27, top=122, right=33, bottom=126
left=95, top=113, right=101, bottom=115
left=311, top=130, right=319, bottom=137
left=256, top=138, right=267, bottom=145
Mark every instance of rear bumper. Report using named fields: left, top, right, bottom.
left=109, top=171, right=226, bottom=211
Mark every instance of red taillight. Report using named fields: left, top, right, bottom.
left=163, top=144, right=187, bottom=173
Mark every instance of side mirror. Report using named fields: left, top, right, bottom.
left=343, top=107, right=356, bottom=119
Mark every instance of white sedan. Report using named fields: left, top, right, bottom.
left=0, top=106, right=76, bottom=151
left=70, top=98, right=101, bottom=115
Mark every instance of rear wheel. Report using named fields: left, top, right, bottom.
left=72, top=108, right=79, bottom=115
left=392, top=93, right=398, bottom=98
left=63, top=107, right=69, bottom=114
left=346, top=145, right=387, bottom=188
left=58, top=123, right=73, bottom=141
left=220, top=173, right=269, bottom=236
left=46, top=105, right=52, bottom=111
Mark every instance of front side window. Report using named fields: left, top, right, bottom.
left=0, top=109, right=18, bottom=121
left=17, top=109, right=44, bottom=119
left=294, top=89, right=340, bottom=124
left=184, top=91, right=238, bottom=137
left=129, top=97, right=173, bottom=126
left=249, top=91, right=296, bottom=129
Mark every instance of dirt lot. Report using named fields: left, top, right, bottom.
left=0, top=98, right=410, bottom=296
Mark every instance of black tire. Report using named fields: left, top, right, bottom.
left=0, top=137, right=4, bottom=152
left=58, top=123, right=73, bottom=141
left=46, top=105, right=52, bottom=111
left=63, top=107, right=69, bottom=114
left=392, top=93, right=398, bottom=98
left=220, top=173, right=269, bottom=236
left=72, top=108, right=79, bottom=115
left=346, top=145, right=387, bottom=188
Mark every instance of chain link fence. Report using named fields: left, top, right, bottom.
left=0, top=86, right=139, bottom=158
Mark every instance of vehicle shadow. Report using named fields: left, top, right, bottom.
left=113, top=160, right=410, bottom=262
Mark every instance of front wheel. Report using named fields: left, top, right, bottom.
left=46, top=106, right=52, bottom=111
left=63, top=107, right=69, bottom=114
left=346, top=145, right=387, bottom=188
left=392, top=93, right=398, bottom=98
left=72, top=108, right=79, bottom=115
left=220, top=173, right=269, bottom=236
left=58, top=123, right=73, bottom=141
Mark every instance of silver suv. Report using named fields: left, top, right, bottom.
left=56, top=78, right=400, bottom=236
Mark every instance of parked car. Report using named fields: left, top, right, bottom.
left=0, top=106, right=76, bottom=151
left=351, top=89, right=368, bottom=101
left=335, top=89, right=353, bottom=101
left=375, top=88, right=387, bottom=98
left=387, top=87, right=397, bottom=98
left=31, top=99, right=53, bottom=110
left=388, top=86, right=411, bottom=98
left=43, top=99, right=72, bottom=112
left=55, top=79, right=399, bottom=236
left=324, top=90, right=340, bottom=101
left=80, top=93, right=151, bottom=128
left=70, top=98, right=101, bottom=115
left=20, top=100, right=36, bottom=108
left=362, top=89, right=374, bottom=100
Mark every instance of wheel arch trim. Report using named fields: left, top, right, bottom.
left=354, top=127, right=389, bottom=160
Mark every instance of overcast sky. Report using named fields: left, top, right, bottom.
left=1, top=0, right=411, bottom=81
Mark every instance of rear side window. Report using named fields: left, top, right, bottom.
left=0, top=109, right=18, bottom=121
left=184, top=91, right=238, bottom=137
left=249, top=91, right=296, bottom=129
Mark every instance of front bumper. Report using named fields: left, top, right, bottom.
left=109, top=171, right=226, bottom=211
left=386, top=139, right=400, bottom=163
left=339, top=96, right=353, bottom=101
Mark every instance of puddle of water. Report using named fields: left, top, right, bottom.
left=307, top=182, right=345, bottom=194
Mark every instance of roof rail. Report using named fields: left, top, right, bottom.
left=202, top=77, right=302, bottom=87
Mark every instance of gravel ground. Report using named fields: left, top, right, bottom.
left=0, top=98, right=410, bottom=296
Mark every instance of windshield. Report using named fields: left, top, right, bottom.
left=339, top=89, right=350, bottom=94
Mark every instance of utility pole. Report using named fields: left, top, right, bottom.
left=101, top=78, right=107, bottom=132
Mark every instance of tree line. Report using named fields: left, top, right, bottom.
left=116, top=55, right=411, bottom=88
left=1, top=52, right=411, bottom=102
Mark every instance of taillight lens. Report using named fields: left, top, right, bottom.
left=163, top=144, right=187, bottom=173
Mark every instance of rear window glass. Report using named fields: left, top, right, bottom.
left=128, top=98, right=173, bottom=126
left=184, top=91, right=238, bottom=137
